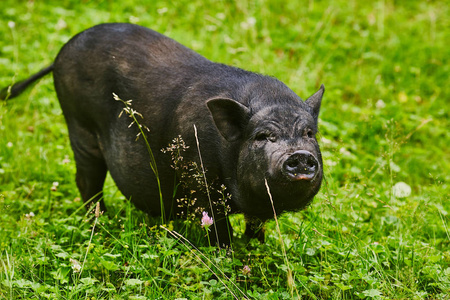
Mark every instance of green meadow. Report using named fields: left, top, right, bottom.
left=0, top=0, right=448, bottom=299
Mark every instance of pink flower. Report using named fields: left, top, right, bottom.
left=201, top=211, right=214, bottom=228
left=242, top=265, right=251, bottom=276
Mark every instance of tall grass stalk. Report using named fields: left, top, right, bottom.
left=1, top=250, right=14, bottom=300
left=2, top=21, right=19, bottom=101
left=113, top=93, right=165, bottom=223
left=193, top=124, right=220, bottom=247
left=264, top=178, right=315, bottom=300
left=439, top=210, right=450, bottom=242
left=79, top=202, right=100, bottom=278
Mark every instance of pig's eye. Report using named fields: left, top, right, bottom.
left=255, top=132, right=276, bottom=142
left=306, top=129, right=314, bottom=138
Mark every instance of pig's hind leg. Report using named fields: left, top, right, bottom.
left=68, top=124, right=108, bottom=213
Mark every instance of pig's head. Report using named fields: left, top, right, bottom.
left=207, top=84, right=324, bottom=220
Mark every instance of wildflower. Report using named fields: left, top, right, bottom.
left=129, top=16, right=140, bottom=24
left=157, top=7, right=168, bottom=14
left=51, top=182, right=59, bottom=191
left=240, top=17, right=256, bottom=30
left=392, top=181, right=411, bottom=198
left=70, top=258, right=82, bottom=273
left=62, top=155, right=71, bottom=164
left=55, top=19, right=67, bottom=31
left=201, top=211, right=213, bottom=228
left=242, top=265, right=251, bottom=276
left=25, top=212, right=35, bottom=220
left=376, top=99, right=385, bottom=109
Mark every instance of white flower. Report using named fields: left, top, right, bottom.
left=376, top=99, right=385, bottom=109
left=51, top=182, right=59, bottom=191
left=70, top=258, right=82, bottom=273
left=157, top=7, right=168, bottom=14
left=25, top=212, right=35, bottom=220
left=240, top=17, right=257, bottom=30
left=392, top=182, right=411, bottom=198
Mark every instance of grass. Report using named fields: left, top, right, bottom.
left=0, top=0, right=449, bottom=299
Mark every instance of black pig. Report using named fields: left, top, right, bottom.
left=1, top=23, right=324, bottom=246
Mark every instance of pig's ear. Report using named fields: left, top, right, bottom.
left=207, top=98, right=250, bottom=142
left=305, top=84, right=325, bottom=124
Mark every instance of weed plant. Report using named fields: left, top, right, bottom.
left=0, top=0, right=449, bottom=299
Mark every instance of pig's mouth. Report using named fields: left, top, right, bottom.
left=281, top=150, right=320, bottom=182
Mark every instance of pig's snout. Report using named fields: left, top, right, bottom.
left=282, top=150, right=319, bottom=181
